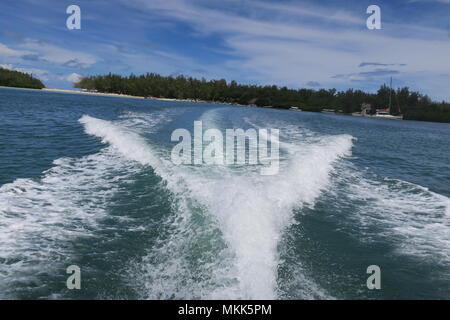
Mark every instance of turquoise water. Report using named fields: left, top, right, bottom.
left=0, top=87, right=449, bottom=299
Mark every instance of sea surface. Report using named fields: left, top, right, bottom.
left=0, top=86, right=449, bottom=299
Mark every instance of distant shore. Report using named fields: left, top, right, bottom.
left=43, top=88, right=248, bottom=107
left=42, top=88, right=146, bottom=100
left=4, top=86, right=448, bottom=123
left=1, top=85, right=248, bottom=106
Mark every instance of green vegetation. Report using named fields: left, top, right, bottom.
left=0, top=67, right=45, bottom=89
left=75, top=73, right=450, bottom=123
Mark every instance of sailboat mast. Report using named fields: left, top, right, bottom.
left=388, top=77, right=392, bottom=114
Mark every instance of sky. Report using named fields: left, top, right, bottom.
left=1, top=0, right=450, bottom=100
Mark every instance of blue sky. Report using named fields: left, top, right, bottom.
left=1, top=0, right=450, bottom=100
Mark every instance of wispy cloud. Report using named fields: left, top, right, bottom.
left=121, top=0, right=450, bottom=99
left=18, top=39, right=97, bottom=68
left=306, top=81, right=321, bottom=87
left=0, top=42, right=31, bottom=57
left=333, top=69, right=401, bottom=82
left=359, top=62, right=407, bottom=68
left=0, top=39, right=97, bottom=69
left=1, top=0, right=449, bottom=99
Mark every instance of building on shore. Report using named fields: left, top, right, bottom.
left=352, top=103, right=372, bottom=117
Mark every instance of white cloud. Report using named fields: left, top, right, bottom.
left=0, top=43, right=31, bottom=57
left=19, top=39, right=97, bottom=68
left=124, top=0, right=450, bottom=100
left=0, top=64, right=14, bottom=70
left=1, top=39, right=97, bottom=69
left=65, top=73, right=83, bottom=83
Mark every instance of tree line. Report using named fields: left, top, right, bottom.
left=0, top=67, right=45, bottom=89
left=75, top=73, right=450, bottom=123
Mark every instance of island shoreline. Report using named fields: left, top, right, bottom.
left=2, top=86, right=449, bottom=124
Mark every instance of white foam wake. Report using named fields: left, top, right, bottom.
left=79, top=114, right=353, bottom=299
left=334, top=165, right=450, bottom=265
left=0, top=150, right=138, bottom=298
left=117, top=109, right=182, bottom=133
left=186, top=135, right=353, bottom=299
left=0, top=110, right=176, bottom=298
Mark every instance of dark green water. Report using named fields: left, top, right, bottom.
left=0, top=87, right=449, bottom=299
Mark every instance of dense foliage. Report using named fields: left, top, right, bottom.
left=0, top=67, right=45, bottom=89
left=75, top=73, right=450, bottom=123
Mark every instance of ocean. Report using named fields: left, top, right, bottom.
left=0, top=86, right=449, bottom=299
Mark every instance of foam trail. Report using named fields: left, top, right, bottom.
left=80, top=115, right=161, bottom=168
left=79, top=115, right=353, bottom=299
left=79, top=115, right=189, bottom=197
left=177, top=133, right=353, bottom=299
left=117, top=109, right=182, bottom=133
left=0, top=110, right=176, bottom=298
left=0, top=150, right=138, bottom=298
left=335, top=165, right=450, bottom=265
left=204, top=135, right=353, bottom=298
left=80, top=115, right=230, bottom=299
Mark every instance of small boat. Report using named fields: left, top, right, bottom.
left=373, top=78, right=403, bottom=120
left=374, top=109, right=402, bottom=120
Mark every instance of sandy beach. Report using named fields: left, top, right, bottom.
left=42, top=88, right=247, bottom=107
left=42, top=88, right=146, bottom=99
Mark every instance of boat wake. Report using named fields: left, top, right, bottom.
left=0, top=150, right=139, bottom=298
left=79, top=113, right=353, bottom=299
left=0, top=109, right=175, bottom=299
left=3, top=108, right=447, bottom=300
left=333, top=166, right=450, bottom=266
